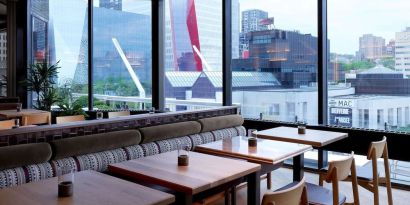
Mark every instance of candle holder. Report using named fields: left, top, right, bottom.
left=178, top=145, right=190, bottom=166
left=57, top=166, right=75, bottom=197
left=12, top=119, right=20, bottom=129
left=248, top=137, right=257, bottom=147
left=96, top=112, right=103, bottom=120
left=298, top=122, right=306, bottom=134
left=16, top=103, right=22, bottom=112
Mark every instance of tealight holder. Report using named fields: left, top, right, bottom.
left=178, top=145, right=190, bottom=166
left=298, top=123, right=306, bottom=134
left=248, top=137, right=257, bottom=147
left=57, top=166, right=74, bottom=197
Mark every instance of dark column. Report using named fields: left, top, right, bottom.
left=88, top=0, right=94, bottom=110
left=318, top=0, right=328, bottom=125
left=152, top=0, right=165, bottom=111
left=222, top=0, right=232, bottom=106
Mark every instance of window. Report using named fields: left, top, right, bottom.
left=0, top=32, right=6, bottom=96
left=232, top=0, right=318, bottom=123
left=92, top=0, right=152, bottom=110
left=30, top=0, right=89, bottom=107
left=328, top=0, right=410, bottom=133
left=164, top=0, right=222, bottom=111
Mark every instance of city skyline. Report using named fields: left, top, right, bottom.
left=239, top=0, right=410, bottom=55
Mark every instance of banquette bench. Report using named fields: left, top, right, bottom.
left=0, top=113, right=245, bottom=188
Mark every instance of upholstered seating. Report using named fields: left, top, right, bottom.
left=0, top=143, right=53, bottom=188
left=0, top=114, right=247, bottom=188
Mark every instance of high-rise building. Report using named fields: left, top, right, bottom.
left=385, top=39, right=395, bottom=58
left=0, top=33, right=6, bottom=62
left=358, top=34, right=386, bottom=60
left=164, top=0, right=239, bottom=71
left=241, top=9, right=268, bottom=33
left=395, top=27, right=410, bottom=75
left=99, top=0, right=122, bottom=11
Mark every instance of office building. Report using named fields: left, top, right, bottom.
left=241, top=9, right=268, bottom=33
left=395, top=27, right=410, bottom=75
left=358, top=34, right=386, bottom=60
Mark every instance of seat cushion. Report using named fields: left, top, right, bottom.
left=198, top=115, right=244, bottom=133
left=0, top=143, right=52, bottom=170
left=139, top=121, right=201, bottom=143
left=0, top=162, right=54, bottom=188
left=305, top=182, right=346, bottom=205
left=50, top=129, right=141, bottom=160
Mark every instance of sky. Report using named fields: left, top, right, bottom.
left=239, top=0, right=410, bottom=55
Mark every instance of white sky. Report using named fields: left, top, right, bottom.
left=239, top=0, right=410, bottom=55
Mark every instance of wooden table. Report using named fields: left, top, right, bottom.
left=195, top=136, right=312, bottom=185
left=0, top=109, right=50, bottom=119
left=109, top=151, right=261, bottom=205
left=256, top=126, right=348, bottom=169
left=0, top=170, right=175, bottom=205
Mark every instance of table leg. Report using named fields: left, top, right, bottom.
left=318, top=149, right=328, bottom=170
left=177, top=193, right=193, bottom=205
left=293, top=154, right=304, bottom=181
left=247, top=171, right=260, bottom=205
left=267, top=172, right=272, bottom=190
left=230, top=186, right=237, bottom=205
left=224, top=189, right=230, bottom=205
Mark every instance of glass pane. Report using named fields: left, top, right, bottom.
left=30, top=0, right=88, bottom=109
left=0, top=31, right=6, bottom=96
left=92, top=0, right=152, bottom=110
left=328, top=0, right=410, bottom=183
left=328, top=1, right=410, bottom=131
left=164, top=0, right=223, bottom=111
left=232, top=0, right=318, bottom=124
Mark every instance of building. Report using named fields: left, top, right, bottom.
left=73, top=6, right=152, bottom=96
left=233, top=29, right=320, bottom=88
left=99, top=0, right=122, bottom=10
left=358, top=34, right=385, bottom=60
left=348, top=64, right=410, bottom=95
left=164, top=0, right=239, bottom=72
left=241, top=9, right=268, bottom=33
left=385, top=39, right=395, bottom=57
left=395, top=27, right=410, bottom=75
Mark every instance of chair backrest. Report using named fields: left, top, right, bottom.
left=367, top=136, right=387, bottom=160
left=0, top=103, right=21, bottom=110
left=326, top=152, right=355, bottom=182
left=324, top=152, right=360, bottom=205
left=56, top=115, right=85, bottom=124
left=262, top=177, right=308, bottom=205
left=0, top=119, right=15, bottom=130
left=22, top=113, right=51, bottom=126
left=108, top=110, right=130, bottom=118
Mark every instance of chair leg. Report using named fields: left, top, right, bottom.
left=319, top=173, right=324, bottom=186
left=384, top=149, right=394, bottom=205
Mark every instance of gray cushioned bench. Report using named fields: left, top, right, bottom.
left=0, top=114, right=245, bottom=188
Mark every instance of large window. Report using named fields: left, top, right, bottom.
left=30, top=0, right=88, bottom=108
left=232, top=0, right=318, bottom=124
left=164, top=0, right=222, bottom=111
left=328, top=0, right=410, bottom=132
left=93, top=0, right=152, bottom=110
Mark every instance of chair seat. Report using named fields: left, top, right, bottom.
left=305, top=183, right=346, bottom=205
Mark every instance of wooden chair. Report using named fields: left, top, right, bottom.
left=0, top=119, right=15, bottom=130
left=262, top=177, right=308, bottom=205
left=56, top=115, right=85, bottom=124
left=307, top=152, right=360, bottom=205
left=345, top=136, right=393, bottom=205
left=108, top=110, right=130, bottom=118
left=22, top=113, right=51, bottom=126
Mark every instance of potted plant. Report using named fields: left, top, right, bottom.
left=21, top=61, right=60, bottom=111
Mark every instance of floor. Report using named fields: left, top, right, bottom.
left=213, top=168, right=410, bottom=205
